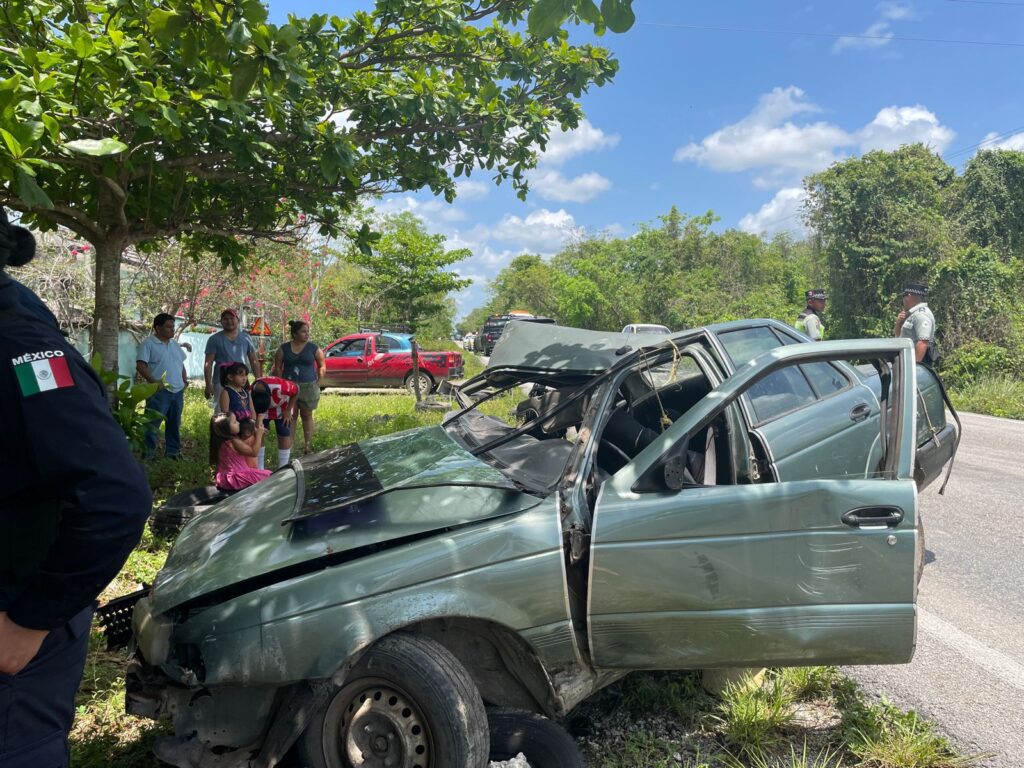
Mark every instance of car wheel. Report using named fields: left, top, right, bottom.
left=150, top=504, right=202, bottom=536
left=487, top=708, right=583, bottom=768
left=297, top=633, right=489, bottom=768
left=404, top=372, right=434, bottom=396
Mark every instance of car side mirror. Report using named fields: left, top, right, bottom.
left=631, top=434, right=690, bottom=493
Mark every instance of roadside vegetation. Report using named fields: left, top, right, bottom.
left=73, top=389, right=983, bottom=768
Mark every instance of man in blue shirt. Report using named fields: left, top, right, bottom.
left=1, top=208, right=151, bottom=767
left=136, top=313, right=189, bottom=459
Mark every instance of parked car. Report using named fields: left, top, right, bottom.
left=127, top=319, right=958, bottom=768
left=622, top=322, right=671, bottom=334
left=321, top=332, right=463, bottom=394
left=476, top=313, right=556, bottom=355
left=462, top=332, right=477, bottom=351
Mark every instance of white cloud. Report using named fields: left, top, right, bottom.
left=530, top=169, right=612, bottom=203
left=833, top=21, right=894, bottom=52
left=539, top=120, right=620, bottom=166
left=375, top=195, right=467, bottom=224
left=489, top=208, right=579, bottom=253
left=739, top=188, right=808, bottom=236
left=456, top=179, right=490, bottom=201
left=675, top=87, right=954, bottom=183
left=674, top=86, right=851, bottom=177
left=858, top=105, right=955, bottom=153
left=833, top=2, right=916, bottom=53
left=978, top=131, right=1024, bottom=152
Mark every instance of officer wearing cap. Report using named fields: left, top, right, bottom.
left=0, top=209, right=151, bottom=767
left=795, top=289, right=827, bottom=341
left=895, top=282, right=937, bottom=364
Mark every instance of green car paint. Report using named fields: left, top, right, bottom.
left=129, top=321, right=952, bottom=760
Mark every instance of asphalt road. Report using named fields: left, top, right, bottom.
left=845, top=411, right=1024, bottom=765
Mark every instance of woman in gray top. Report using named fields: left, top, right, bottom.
left=273, top=320, right=326, bottom=454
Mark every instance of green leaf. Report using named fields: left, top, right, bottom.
left=64, top=138, right=128, bottom=156
left=160, top=105, right=181, bottom=128
left=0, top=129, right=22, bottom=159
left=148, top=9, right=188, bottom=43
left=231, top=59, right=261, bottom=100
left=600, top=0, right=635, bottom=32
left=41, top=114, right=61, bottom=142
left=15, top=166, right=53, bottom=209
left=528, top=0, right=569, bottom=38
left=577, top=0, right=601, bottom=24
left=68, top=23, right=95, bottom=58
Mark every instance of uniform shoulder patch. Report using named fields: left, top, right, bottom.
left=11, top=349, right=75, bottom=396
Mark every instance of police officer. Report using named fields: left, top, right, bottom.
left=895, top=282, right=937, bottom=364
left=795, top=289, right=827, bottom=341
left=0, top=209, right=151, bottom=767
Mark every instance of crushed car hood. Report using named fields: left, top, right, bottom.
left=151, top=426, right=542, bottom=614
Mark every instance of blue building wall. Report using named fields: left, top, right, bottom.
left=70, top=329, right=216, bottom=380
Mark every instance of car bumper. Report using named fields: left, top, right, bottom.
left=450, top=365, right=464, bottom=379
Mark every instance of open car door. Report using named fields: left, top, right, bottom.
left=587, top=339, right=920, bottom=670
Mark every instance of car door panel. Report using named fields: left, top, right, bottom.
left=588, top=478, right=917, bottom=668
left=588, top=339, right=918, bottom=671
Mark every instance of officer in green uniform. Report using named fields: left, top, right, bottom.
left=894, top=282, right=937, bottom=364
left=795, top=289, right=827, bottom=341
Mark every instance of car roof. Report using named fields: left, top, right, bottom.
left=485, top=318, right=792, bottom=375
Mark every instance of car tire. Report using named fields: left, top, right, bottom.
left=297, top=633, right=489, bottom=768
left=404, top=372, right=434, bottom=396
left=487, top=708, right=583, bottom=768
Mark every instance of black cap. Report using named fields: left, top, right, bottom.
left=903, top=283, right=928, bottom=297
left=805, top=289, right=827, bottom=301
left=0, top=208, right=37, bottom=269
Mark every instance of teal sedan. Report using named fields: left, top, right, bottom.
left=127, top=319, right=958, bottom=768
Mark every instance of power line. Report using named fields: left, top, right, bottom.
left=639, top=20, right=1024, bottom=48
left=946, top=124, right=1024, bottom=158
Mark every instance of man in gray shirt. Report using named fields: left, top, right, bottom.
left=137, top=313, right=188, bottom=459
left=895, top=282, right=937, bottom=364
left=204, top=308, right=261, bottom=409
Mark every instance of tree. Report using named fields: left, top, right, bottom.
left=804, top=145, right=955, bottom=339
left=951, top=150, right=1024, bottom=259
left=349, top=212, right=471, bottom=330
left=0, top=0, right=620, bottom=368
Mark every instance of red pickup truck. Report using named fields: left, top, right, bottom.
left=321, top=333, right=464, bottom=394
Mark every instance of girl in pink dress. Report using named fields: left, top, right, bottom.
left=210, top=413, right=272, bottom=491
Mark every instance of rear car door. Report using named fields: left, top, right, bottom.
left=323, top=338, right=369, bottom=385
left=714, top=326, right=883, bottom=481
left=588, top=339, right=919, bottom=671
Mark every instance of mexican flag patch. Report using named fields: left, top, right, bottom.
left=12, top=351, right=75, bottom=396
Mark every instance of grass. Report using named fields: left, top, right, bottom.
left=571, top=667, right=981, bottom=768
left=71, top=379, right=981, bottom=768
left=949, top=373, right=1024, bottom=420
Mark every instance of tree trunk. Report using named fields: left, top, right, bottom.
left=92, top=239, right=124, bottom=372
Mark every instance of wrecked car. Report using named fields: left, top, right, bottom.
left=127, top=319, right=958, bottom=768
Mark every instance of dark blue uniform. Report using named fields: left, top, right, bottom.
left=0, top=274, right=151, bottom=767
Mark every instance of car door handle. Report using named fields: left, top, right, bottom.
left=842, top=506, right=904, bottom=528
left=849, top=403, right=872, bottom=422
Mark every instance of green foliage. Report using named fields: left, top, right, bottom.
left=0, top=0, right=620, bottom=365
left=950, top=373, right=1024, bottom=419
left=618, top=671, right=708, bottom=722
left=466, top=207, right=819, bottom=333
left=347, top=212, right=470, bottom=332
left=805, top=145, right=956, bottom=340
left=777, top=666, right=841, bottom=701
left=89, top=355, right=162, bottom=452
left=713, top=676, right=795, bottom=754
left=841, top=697, right=979, bottom=768
left=940, top=340, right=1013, bottom=390
left=722, top=742, right=844, bottom=768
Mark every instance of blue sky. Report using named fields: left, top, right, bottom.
left=269, top=0, right=1024, bottom=317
